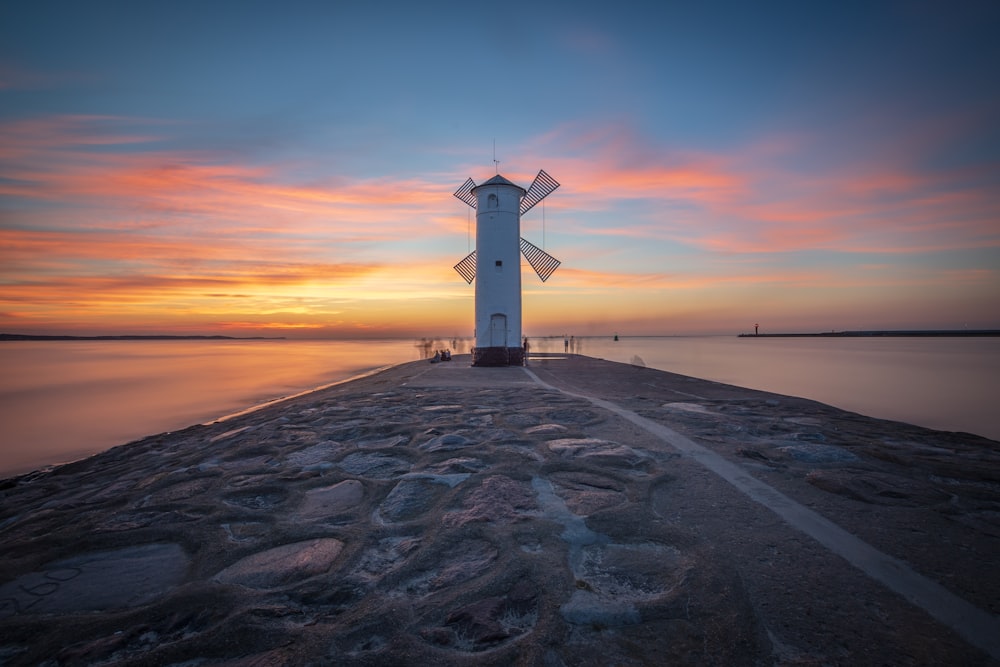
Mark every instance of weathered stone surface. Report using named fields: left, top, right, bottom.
left=550, top=471, right=628, bottom=515
left=421, top=581, right=539, bottom=651
left=0, top=355, right=997, bottom=666
left=354, top=536, right=422, bottom=582
left=777, top=442, right=859, bottom=463
left=337, top=452, right=410, bottom=478
left=524, top=423, right=568, bottom=435
left=662, top=402, right=715, bottom=415
left=285, top=441, right=343, bottom=468
left=396, top=538, right=499, bottom=596
left=806, top=469, right=953, bottom=506
left=0, top=543, right=188, bottom=615
left=297, top=479, right=364, bottom=520
left=356, top=434, right=409, bottom=449
left=419, top=433, right=474, bottom=452
left=547, top=438, right=647, bottom=467
left=443, top=475, right=536, bottom=527
left=213, top=538, right=344, bottom=589
left=222, top=521, right=268, bottom=542
left=547, top=437, right=617, bottom=455
left=378, top=478, right=447, bottom=523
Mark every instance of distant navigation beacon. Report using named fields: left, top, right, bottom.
left=453, top=169, right=561, bottom=366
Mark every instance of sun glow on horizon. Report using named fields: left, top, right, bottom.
left=2, top=3, right=998, bottom=338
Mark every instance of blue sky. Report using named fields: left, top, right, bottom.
left=2, top=1, right=998, bottom=336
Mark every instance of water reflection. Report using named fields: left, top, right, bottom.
left=523, top=335, right=586, bottom=356
left=3, top=335, right=996, bottom=478
left=577, top=335, right=1000, bottom=441
left=415, top=337, right=469, bottom=359
left=0, top=339, right=423, bottom=477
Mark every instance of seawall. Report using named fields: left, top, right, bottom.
left=1, top=354, right=998, bottom=665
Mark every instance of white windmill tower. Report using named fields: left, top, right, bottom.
left=453, top=169, right=561, bottom=366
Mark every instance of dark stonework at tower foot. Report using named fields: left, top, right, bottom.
left=472, top=347, right=525, bottom=367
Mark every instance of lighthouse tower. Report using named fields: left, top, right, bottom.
left=453, top=169, right=561, bottom=366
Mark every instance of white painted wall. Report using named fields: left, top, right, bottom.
left=473, top=178, right=524, bottom=351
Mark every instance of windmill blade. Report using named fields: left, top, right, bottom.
left=454, top=177, right=477, bottom=209
left=454, top=251, right=477, bottom=284
left=519, top=169, right=560, bottom=215
left=520, top=237, right=561, bottom=282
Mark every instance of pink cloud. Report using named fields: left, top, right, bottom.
left=520, top=120, right=1000, bottom=256
left=3, top=114, right=997, bottom=336
left=0, top=117, right=468, bottom=267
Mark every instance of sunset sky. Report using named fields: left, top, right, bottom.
left=2, top=1, right=998, bottom=338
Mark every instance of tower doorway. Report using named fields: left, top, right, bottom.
left=489, top=313, right=507, bottom=348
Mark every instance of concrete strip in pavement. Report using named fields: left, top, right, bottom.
left=522, top=365, right=1000, bottom=661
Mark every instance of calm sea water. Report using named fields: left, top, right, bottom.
left=530, top=335, right=1000, bottom=443
left=1, top=335, right=997, bottom=477
left=0, top=339, right=442, bottom=477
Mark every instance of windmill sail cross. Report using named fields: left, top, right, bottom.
left=454, top=178, right=477, bottom=209
left=454, top=251, right=477, bottom=284
left=449, top=167, right=561, bottom=366
left=520, top=237, right=561, bottom=282
left=520, top=169, right=560, bottom=216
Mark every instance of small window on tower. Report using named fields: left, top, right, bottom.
left=488, top=193, right=498, bottom=208
left=495, top=260, right=503, bottom=267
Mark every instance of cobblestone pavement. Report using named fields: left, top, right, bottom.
left=1, top=355, right=997, bottom=665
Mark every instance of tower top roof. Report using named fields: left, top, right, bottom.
left=472, top=173, right=526, bottom=195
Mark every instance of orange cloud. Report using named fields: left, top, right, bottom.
left=3, top=115, right=998, bottom=337
left=215, top=321, right=326, bottom=330
left=512, top=120, right=1000, bottom=257
left=0, top=115, right=456, bottom=245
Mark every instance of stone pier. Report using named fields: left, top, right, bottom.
left=1, top=354, right=998, bottom=665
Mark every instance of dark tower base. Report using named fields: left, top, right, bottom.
left=472, top=347, right=525, bottom=367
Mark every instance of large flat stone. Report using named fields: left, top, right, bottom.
left=214, top=538, right=344, bottom=589
left=296, top=480, right=364, bottom=520
left=0, top=543, right=188, bottom=616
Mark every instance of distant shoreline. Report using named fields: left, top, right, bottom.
left=738, top=330, right=1000, bottom=338
left=0, top=334, right=286, bottom=341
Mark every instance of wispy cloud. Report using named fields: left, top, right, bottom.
left=512, top=120, right=1000, bottom=258
left=1, top=115, right=454, bottom=235
left=2, top=113, right=997, bottom=335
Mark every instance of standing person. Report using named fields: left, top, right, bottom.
left=564, top=337, right=569, bottom=353
left=522, top=336, right=530, bottom=357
